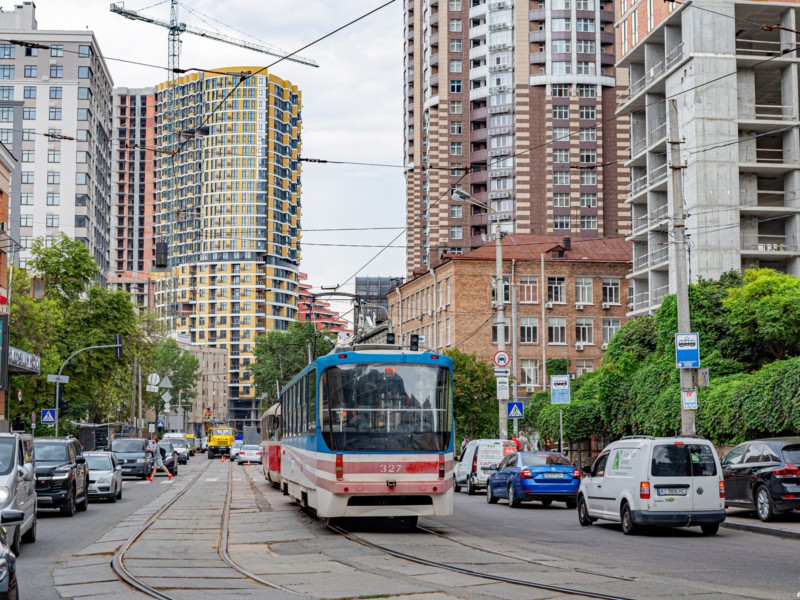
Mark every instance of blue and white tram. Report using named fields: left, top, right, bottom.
left=279, top=346, right=454, bottom=522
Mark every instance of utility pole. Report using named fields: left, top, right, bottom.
left=511, top=263, right=518, bottom=437
left=494, top=217, right=507, bottom=439
left=669, top=99, right=695, bottom=435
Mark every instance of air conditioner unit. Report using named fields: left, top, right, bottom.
left=525, top=385, right=535, bottom=392
left=575, top=343, right=584, bottom=351
left=602, top=302, right=611, bottom=310
left=545, top=302, right=554, bottom=309
left=601, top=343, right=608, bottom=350
left=576, top=303, right=584, bottom=311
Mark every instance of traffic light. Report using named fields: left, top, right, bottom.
left=410, top=334, right=419, bottom=352
left=115, top=334, right=123, bottom=359
left=386, top=332, right=396, bottom=345
left=57, top=386, right=67, bottom=413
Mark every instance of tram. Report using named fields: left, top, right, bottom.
left=279, top=345, right=454, bottom=524
left=260, top=402, right=281, bottom=487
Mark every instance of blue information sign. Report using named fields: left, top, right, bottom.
left=507, top=402, right=524, bottom=419
left=675, top=333, right=700, bottom=369
left=550, top=375, right=571, bottom=405
left=41, top=409, right=56, bottom=424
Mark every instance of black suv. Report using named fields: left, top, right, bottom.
left=33, top=437, right=89, bottom=516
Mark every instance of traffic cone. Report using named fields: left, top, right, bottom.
left=221, top=455, right=226, bottom=463
left=247, top=460, right=251, bottom=467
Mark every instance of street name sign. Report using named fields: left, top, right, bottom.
left=508, top=401, right=524, bottom=419
left=496, top=377, right=509, bottom=400
left=46, top=374, right=69, bottom=384
left=493, top=350, right=511, bottom=368
left=41, top=409, right=56, bottom=424
left=550, top=375, right=571, bottom=405
left=675, top=333, right=700, bottom=369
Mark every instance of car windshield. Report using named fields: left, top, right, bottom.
left=519, top=452, right=571, bottom=466
left=158, top=444, right=172, bottom=452
left=782, top=445, right=800, bottom=464
left=112, top=439, right=146, bottom=453
left=651, top=444, right=717, bottom=477
left=34, top=441, right=68, bottom=463
left=241, top=445, right=259, bottom=451
left=169, top=440, right=187, bottom=447
left=0, top=439, right=14, bottom=476
left=86, top=455, right=112, bottom=471
left=212, top=429, right=232, bottom=436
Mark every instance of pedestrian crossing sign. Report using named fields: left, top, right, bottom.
left=507, top=402, right=524, bottom=419
left=41, top=409, right=56, bottom=424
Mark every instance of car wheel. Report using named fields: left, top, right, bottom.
left=620, top=502, right=637, bottom=535
left=565, top=498, right=578, bottom=510
left=507, top=484, right=520, bottom=508
left=76, top=490, right=88, bottom=512
left=116, top=485, right=122, bottom=501
left=486, top=483, right=498, bottom=504
left=577, top=495, right=596, bottom=526
left=9, top=525, right=20, bottom=556
left=208, top=453, right=213, bottom=460
left=60, top=490, right=75, bottom=517
left=755, top=486, right=775, bottom=522
left=454, top=476, right=461, bottom=493
left=467, top=475, right=476, bottom=496
left=22, top=513, right=36, bottom=544
left=109, top=483, right=117, bottom=503
left=700, top=523, right=719, bottom=536
left=540, top=499, right=553, bottom=507
left=172, top=465, right=178, bottom=476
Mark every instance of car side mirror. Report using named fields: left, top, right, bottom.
left=487, top=464, right=498, bottom=471
left=582, top=465, right=592, bottom=476
left=0, top=510, right=24, bottom=526
left=116, top=465, right=123, bottom=472
left=76, top=456, right=86, bottom=465
left=23, top=463, right=34, bottom=482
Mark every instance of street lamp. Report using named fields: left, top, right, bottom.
left=450, top=188, right=509, bottom=439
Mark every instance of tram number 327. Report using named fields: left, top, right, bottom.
left=379, top=464, right=403, bottom=473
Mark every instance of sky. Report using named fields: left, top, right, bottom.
left=25, top=0, right=408, bottom=315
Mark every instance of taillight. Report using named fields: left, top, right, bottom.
left=335, top=454, right=343, bottom=481
left=640, top=481, right=651, bottom=499
left=774, top=463, right=800, bottom=477
left=438, top=454, right=445, bottom=479
left=782, top=494, right=797, bottom=499
left=472, top=455, right=477, bottom=474
left=719, top=480, right=725, bottom=498
left=521, top=469, right=533, bottom=479
left=255, top=452, right=262, bottom=456
left=573, top=468, right=581, bottom=479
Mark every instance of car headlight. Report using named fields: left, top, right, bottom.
left=137, top=458, right=148, bottom=463
left=0, top=487, right=9, bottom=504
left=51, top=471, right=70, bottom=481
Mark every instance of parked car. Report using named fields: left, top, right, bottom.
left=111, top=438, right=153, bottom=479
left=486, top=451, right=580, bottom=508
left=454, top=439, right=517, bottom=494
left=84, top=451, right=123, bottom=502
left=0, top=433, right=37, bottom=555
left=230, top=440, right=244, bottom=461
left=238, top=445, right=263, bottom=465
left=0, top=509, right=25, bottom=599
left=721, top=437, right=800, bottom=522
left=156, top=441, right=179, bottom=476
left=577, top=436, right=726, bottom=536
left=34, top=437, right=89, bottom=517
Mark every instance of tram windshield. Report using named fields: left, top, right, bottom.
left=320, top=363, right=452, bottom=452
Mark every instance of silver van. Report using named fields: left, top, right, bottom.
left=0, top=433, right=37, bottom=554
left=454, top=439, right=517, bottom=494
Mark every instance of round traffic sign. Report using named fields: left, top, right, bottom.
left=31, top=411, right=36, bottom=423
left=147, top=373, right=160, bottom=386
left=493, top=350, right=511, bottom=368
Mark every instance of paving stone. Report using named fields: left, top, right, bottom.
left=139, top=576, right=263, bottom=590
left=56, top=581, right=139, bottom=597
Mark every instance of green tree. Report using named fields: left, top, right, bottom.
left=250, top=321, right=335, bottom=406
left=27, top=233, right=99, bottom=303
left=445, top=348, right=497, bottom=442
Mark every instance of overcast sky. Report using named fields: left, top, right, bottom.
left=27, top=0, right=407, bottom=314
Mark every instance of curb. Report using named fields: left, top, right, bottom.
left=721, top=519, right=800, bottom=540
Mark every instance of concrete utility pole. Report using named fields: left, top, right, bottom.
left=669, top=100, right=695, bottom=435
left=494, top=214, right=507, bottom=439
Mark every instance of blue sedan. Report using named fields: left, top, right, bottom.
left=486, top=451, right=581, bottom=508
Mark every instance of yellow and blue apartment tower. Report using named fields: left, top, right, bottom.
left=152, top=69, right=302, bottom=430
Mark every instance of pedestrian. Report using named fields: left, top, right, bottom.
left=517, top=431, right=530, bottom=452
left=460, top=435, right=470, bottom=453
left=147, top=437, right=172, bottom=482
left=510, top=433, right=521, bottom=451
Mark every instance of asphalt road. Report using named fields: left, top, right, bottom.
left=431, top=489, right=799, bottom=599
left=16, top=457, right=201, bottom=600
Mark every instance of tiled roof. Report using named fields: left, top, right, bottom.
left=446, top=235, right=631, bottom=263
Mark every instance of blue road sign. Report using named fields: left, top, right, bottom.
left=550, top=375, right=571, bottom=405
left=41, top=409, right=56, bottom=424
left=675, top=332, right=700, bottom=368
left=508, top=402, right=524, bottom=419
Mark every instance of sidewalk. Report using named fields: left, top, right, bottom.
left=722, top=508, right=800, bottom=540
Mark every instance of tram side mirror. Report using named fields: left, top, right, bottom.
left=487, top=464, right=498, bottom=471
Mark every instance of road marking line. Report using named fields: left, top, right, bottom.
left=205, top=477, right=219, bottom=482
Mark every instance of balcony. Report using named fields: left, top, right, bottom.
left=470, top=127, right=488, bottom=142
left=741, top=235, right=795, bottom=253
left=651, top=283, right=670, bottom=306
left=470, top=87, right=488, bottom=101
left=470, top=169, right=488, bottom=184
left=650, top=162, right=668, bottom=186
left=469, top=44, right=488, bottom=61
left=631, top=290, right=650, bottom=312
left=470, top=24, right=489, bottom=40
left=469, top=64, right=489, bottom=80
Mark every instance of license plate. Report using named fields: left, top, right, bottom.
left=544, top=473, right=565, bottom=479
left=657, top=488, right=688, bottom=496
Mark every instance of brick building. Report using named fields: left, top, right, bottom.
left=387, top=235, right=631, bottom=391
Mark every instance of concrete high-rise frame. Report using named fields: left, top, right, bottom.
left=617, top=0, right=800, bottom=315
left=404, top=0, right=630, bottom=276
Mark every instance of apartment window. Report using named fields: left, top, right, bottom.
left=450, top=163, right=464, bottom=176
left=0, top=44, right=14, bottom=59
left=50, top=65, right=64, bottom=78
left=551, top=61, right=571, bottom=75
left=450, top=204, right=463, bottom=218
left=23, top=86, right=36, bottom=99
left=553, top=149, right=569, bottom=164
left=0, top=108, right=10, bottom=123
left=450, top=141, right=462, bottom=155
left=520, top=359, right=540, bottom=386
left=450, top=59, right=462, bottom=73
left=450, top=38, right=462, bottom=52
left=450, top=121, right=462, bottom=134
left=632, top=10, right=639, bottom=44
left=46, top=214, right=60, bottom=227
left=577, top=39, right=596, bottom=54
left=621, top=20, right=628, bottom=52
left=553, top=193, right=570, bottom=207
left=548, top=318, right=567, bottom=344
left=552, top=84, right=571, bottom=99
left=75, top=215, right=87, bottom=228
left=21, top=150, right=34, bottom=163
left=78, top=45, right=92, bottom=58
left=78, top=87, right=90, bottom=100
left=602, top=277, right=621, bottom=304
left=576, top=19, right=595, bottom=32
left=580, top=170, right=597, bottom=185
left=554, top=215, right=570, bottom=229
left=76, top=173, right=89, bottom=185
left=576, top=359, right=594, bottom=376
left=553, top=0, right=571, bottom=7
left=553, top=105, right=569, bottom=120
left=450, top=0, right=462, bottom=9
left=579, top=127, right=596, bottom=141
left=22, top=108, right=35, bottom=120
left=20, top=214, right=33, bottom=227
left=576, top=318, right=594, bottom=344
left=0, top=66, right=13, bottom=79
left=20, top=237, right=31, bottom=250
left=577, top=0, right=594, bottom=7
left=578, top=84, right=596, bottom=98
left=450, top=100, right=463, bottom=114
left=47, top=171, right=61, bottom=184
left=49, top=86, right=63, bottom=99
left=580, top=215, right=598, bottom=230
left=50, top=44, right=64, bottom=57
left=492, top=318, right=511, bottom=344
left=78, top=66, right=91, bottom=79
left=579, top=106, right=596, bottom=120
left=552, top=18, right=571, bottom=32
left=450, top=226, right=463, bottom=239
left=76, top=151, right=89, bottom=163
left=553, top=127, right=569, bottom=141
left=580, top=193, right=597, bottom=207
left=576, top=61, right=596, bottom=75
left=23, top=65, right=35, bottom=78
left=76, top=130, right=89, bottom=142
left=450, top=80, right=462, bottom=93
left=492, top=275, right=511, bottom=303
left=603, top=318, right=621, bottom=343
left=49, top=107, right=62, bottom=120
left=548, top=276, right=566, bottom=303
left=490, top=178, right=512, bottom=191
left=20, top=193, right=33, bottom=204
left=77, top=108, right=90, bottom=121
left=0, top=86, right=11, bottom=101
left=0, top=129, right=10, bottom=144
left=46, top=193, right=60, bottom=206
left=553, top=171, right=570, bottom=186
left=520, top=317, right=538, bottom=344
left=450, top=19, right=462, bottom=32
left=551, top=41, right=571, bottom=54
left=513, top=276, right=537, bottom=305
left=580, top=150, right=597, bottom=164
left=48, top=149, right=61, bottom=163
left=575, top=277, right=593, bottom=304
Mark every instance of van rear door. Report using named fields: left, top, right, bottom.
left=688, top=443, right=724, bottom=513
left=649, top=442, right=695, bottom=514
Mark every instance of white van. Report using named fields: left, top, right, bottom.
left=577, top=436, right=726, bottom=535
left=454, top=439, right=517, bottom=494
